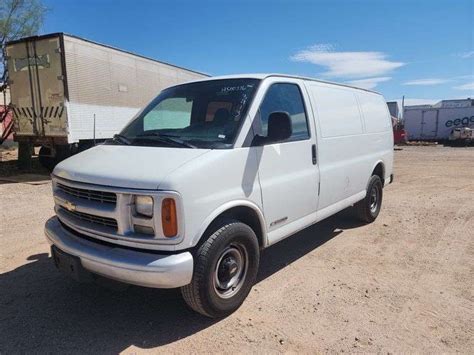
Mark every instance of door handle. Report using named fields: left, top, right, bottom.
left=311, top=144, right=317, bottom=165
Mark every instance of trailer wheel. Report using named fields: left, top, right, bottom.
left=354, top=175, right=383, bottom=223
left=181, top=219, right=259, bottom=318
left=38, top=146, right=55, bottom=171
left=39, top=145, right=72, bottom=171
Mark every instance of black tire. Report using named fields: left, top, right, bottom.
left=38, top=145, right=72, bottom=171
left=38, top=146, right=55, bottom=171
left=181, top=219, right=260, bottom=318
left=354, top=175, right=383, bottom=223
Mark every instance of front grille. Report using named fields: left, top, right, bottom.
left=57, top=182, right=117, bottom=204
left=59, top=207, right=118, bottom=229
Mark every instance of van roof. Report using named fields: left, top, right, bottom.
left=178, top=73, right=382, bottom=95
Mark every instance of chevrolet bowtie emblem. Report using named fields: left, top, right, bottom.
left=64, top=200, right=76, bottom=212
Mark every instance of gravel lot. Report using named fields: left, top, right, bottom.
left=0, top=145, right=473, bottom=353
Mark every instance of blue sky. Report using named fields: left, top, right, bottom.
left=42, top=0, right=473, bottom=105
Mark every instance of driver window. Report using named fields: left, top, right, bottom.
left=257, top=83, right=310, bottom=141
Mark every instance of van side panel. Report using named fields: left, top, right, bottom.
left=358, top=92, right=393, bottom=133
left=316, top=87, right=364, bottom=138
left=306, top=82, right=393, bottom=211
left=357, top=91, right=394, bottom=183
left=307, top=82, right=371, bottom=210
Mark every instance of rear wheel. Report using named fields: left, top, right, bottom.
left=181, top=219, right=259, bottom=318
left=354, top=175, right=383, bottom=223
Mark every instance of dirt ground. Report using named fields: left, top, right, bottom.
left=0, top=145, right=473, bottom=353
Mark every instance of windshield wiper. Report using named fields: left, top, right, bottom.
left=134, top=133, right=196, bottom=148
left=113, top=134, right=132, bottom=145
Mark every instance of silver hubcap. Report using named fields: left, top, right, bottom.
left=370, top=185, right=379, bottom=213
left=213, top=244, right=248, bottom=299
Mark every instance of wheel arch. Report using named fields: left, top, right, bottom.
left=371, top=160, right=385, bottom=186
left=192, top=201, right=267, bottom=249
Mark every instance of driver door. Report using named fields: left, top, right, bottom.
left=251, top=80, right=320, bottom=245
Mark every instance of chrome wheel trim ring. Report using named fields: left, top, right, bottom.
left=370, top=185, right=379, bottom=213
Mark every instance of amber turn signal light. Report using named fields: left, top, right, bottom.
left=161, top=198, right=177, bottom=237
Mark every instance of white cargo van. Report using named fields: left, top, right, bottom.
left=45, top=74, right=394, bottom=317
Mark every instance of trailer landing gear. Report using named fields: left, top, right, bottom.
left=17, top=142, right=33, bottom=171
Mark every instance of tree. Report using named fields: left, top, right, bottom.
left=0, top=0, right=47, bottom=82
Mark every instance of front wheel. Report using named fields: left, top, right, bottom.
left=181, top=219, right=260, bottom=318
left=354, top=175, right=383, bottom=223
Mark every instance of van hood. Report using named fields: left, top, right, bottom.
left=53, top=145, right=211, bottom=190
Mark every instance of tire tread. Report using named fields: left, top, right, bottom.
left=354, top=175, right=383, bottom=223
left=181, top=219, right=239, bottom=317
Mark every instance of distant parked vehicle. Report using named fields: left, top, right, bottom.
left=446, top=127, right=473, bottom=146
left=392, top=116, right=407, bottom=145
left=393, top=127, right=407, bottom=145
left=5, top=33, right=207, bottom=169
left=45, top=74, right=394, bottom=317
left=404, top=100, right=474, bottom=141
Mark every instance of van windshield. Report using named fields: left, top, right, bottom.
left=117, top=79, right=260, bottom=149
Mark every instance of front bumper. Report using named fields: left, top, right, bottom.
left=44, top=217, right=193, bottom=288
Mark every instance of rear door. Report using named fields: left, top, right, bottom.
left=420, top=109, right=438, bottom=139
left=6, top=40, right=35, bottom=136
left=6, top=35, right=68, bottom=138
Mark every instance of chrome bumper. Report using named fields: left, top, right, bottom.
left=44, top=217, right=193, bottom=288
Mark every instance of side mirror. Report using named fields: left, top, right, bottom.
left=267, top=111, right=292, bottom=142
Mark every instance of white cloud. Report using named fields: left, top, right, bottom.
left=453, top=74, right=474, bottom=80
left=291, top=44, right=404, bottom=78
left=459, top=51, right=474, bottom=59
left=346, top=77, right=391, bottom=90
left=454, top=82, right=474, bottom=91
left=403, top=78, right=449, bottom=86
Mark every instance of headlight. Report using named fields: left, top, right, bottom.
left=135, top=195, right=154, bottom=217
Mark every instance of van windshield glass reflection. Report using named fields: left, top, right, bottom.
left=117, top=79, right=260, bottom=149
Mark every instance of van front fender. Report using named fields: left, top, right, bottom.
left=191, top=200, right=267, bottom=248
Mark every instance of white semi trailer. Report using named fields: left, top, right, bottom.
left=5, top=33, right=208, bottom=168
left=403, top=99, right=474, bottom=141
